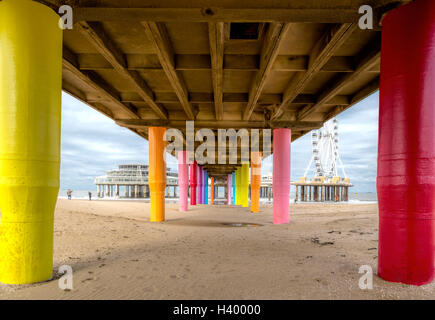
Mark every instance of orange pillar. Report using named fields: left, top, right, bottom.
left=250, top=152, right=262, bottom=213
left=210, top=177, right=214, bottom=205
left=148, top=127, right=166, bottom=222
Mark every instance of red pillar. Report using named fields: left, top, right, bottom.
left=378, top=0, right=435, bottom=285
left=189, top=161, right=197, bottom=205
left=272, top=129, right=291, bottom=224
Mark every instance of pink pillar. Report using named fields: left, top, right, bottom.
left=178, top=151, right=188, bottom=212
left=227, top=174, right=232, bottom=205
left=378, top=0, right=435, bottom=285
left=197, top=165, right=203, bottom=204
left=273, top=128, right=291, bottom=224
left=189, top=161, right=197, bottom=205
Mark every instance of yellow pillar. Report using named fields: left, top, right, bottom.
left=241, top=163, right=250, bottom=207
left=0, top=0, right=62, bottom=284
left=148, top=127, right=167, bottom=222
left=250, top=152, right=262, bottom=213
left=235, top=167, right=241, bottom=205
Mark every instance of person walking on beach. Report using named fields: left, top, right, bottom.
left=67, top=189, right=72, bottom=200
left=88, top=191, right=92, bottom=201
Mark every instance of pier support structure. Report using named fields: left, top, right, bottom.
left=232, top=172, right=236, bottom=205
left=0, top=0, right=62, bottom=284
left=377, top=0, right=435, bottom=285
left=189, top=161, right=197, bottom=205
left=250, top=152, right=262, bottom=212
left=197, top=166, right=203, bottom=204
left=178, top=151, right=188, bottom=212
left=227, top=174, right=232, bottom=205
left=204, top=171, right=209, bottom=204
left=235, top=167, right=241, bottom=205
left=272, top=129, right=291, bottom=224
left=210, top=177, right=214, bottom=205
left=148, top=127, right=166, bottom=222
left=241, top=164, right=250, bottom=208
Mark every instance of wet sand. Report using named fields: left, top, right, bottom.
left=1, top=199, right=435, bottom=300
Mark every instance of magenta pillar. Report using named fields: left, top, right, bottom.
left=378, top=0, right=435, bottom=285
left=197, top=165, right=203, bottom=204
left=189, top=161, right=197, bottom=205
left=177, top=151, right=188, bottom=212
left=272, top=128, right=291, bottom=224
left=227, top=174, right=232, bottom=205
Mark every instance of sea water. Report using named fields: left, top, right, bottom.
left=59, top=189, right=377, bottom=204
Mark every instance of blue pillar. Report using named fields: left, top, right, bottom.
left=204, top=171, right=209, bottom=204
left=232, top=172, right=236, bottom=205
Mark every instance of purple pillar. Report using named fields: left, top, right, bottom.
left=227, top=174, right=232, bottom=204
left=178, top=151, right=188, bottom=212
left=273, top=128, right=291, bottom=224
left=197, top=165, right=203, bottom=204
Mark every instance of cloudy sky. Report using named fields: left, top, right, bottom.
left=60, top=91, right=379, bottom=192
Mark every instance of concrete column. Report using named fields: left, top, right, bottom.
left=178, top=150, right=188, bottom=212
left=250, top=151, right=262, bottom=213
left=204, top=171, right=209, bottom=204
left=273, top=129, right=291, bottom=224
left=227, top=174, right=232, bottom=205
left=241, top=163, right=250, bottom=208
left=97, top=185, right=100, bottom=198
left=235, top=167, right=241, bottom=205
left=116, top=184, right=119, bottom=197
left=189, top=161, right=197, bottom=205
left=148, top=127, right=166, bottom=222
left=378, top=0, right=435, bottom=285
left=232, top=172, right=236, bottom=205
left=210, top=177, right=214, bottom=205
left=197, top=165, right=203, bottom=204
left=0, top=0, right=62, bottom=284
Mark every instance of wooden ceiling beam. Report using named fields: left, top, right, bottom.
left=243, top=23, right=290, bottom=120
left=104, top=92, right=351, bottom=107
left=76, top=21, right=168, bottom=120
left=115, top=119, right=323, bottom=130
left=322, top=77, right=380, bottom=122
left=76, top=53, right=365, bottom=73
left=73, top=5, right=403, bottom=23
left=208, top=22, right=225, bottom=120
left=297, top=42, right=381, bottom=120
left=271, top=23, right=358, bottom=120
left=63, top=47, right=139, bottom=119
left=142, top=22, right=195, bottom=120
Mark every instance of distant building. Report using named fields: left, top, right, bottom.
left=94, top=164, right=178, bottom=198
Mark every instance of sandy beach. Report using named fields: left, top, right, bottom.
left=1, top=199, right=434, bottom=300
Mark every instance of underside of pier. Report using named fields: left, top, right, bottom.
left=52, top=0, right=408, bottom=177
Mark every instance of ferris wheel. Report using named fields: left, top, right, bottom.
left=303, top=118, right=347, bottom=181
